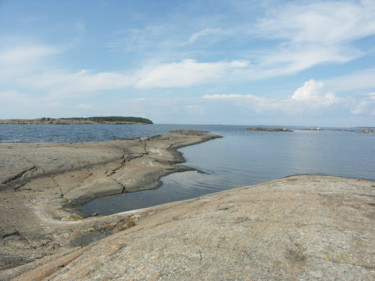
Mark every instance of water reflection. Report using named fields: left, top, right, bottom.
left=78, top=129, right=375, bottom=215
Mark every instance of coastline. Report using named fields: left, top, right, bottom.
left=0, top=130, right=220, bottom=270
left=1, top=174, right=374, bottom=280
left=1, top=130, right=375, bottom=279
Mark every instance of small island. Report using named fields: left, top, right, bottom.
left=0, top=116, right=153, bottom=125
left=302, top=128, right=375, bottom=133
left=247, top=127, right=293, bottom=132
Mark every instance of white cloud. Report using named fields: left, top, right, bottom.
left=0, top=44, right=60, bottom=77
left=243, top=0, right=375, bottom=78
left=19, top=59, right=250, bottom=95
left=203, top=94, right=273, bottom=106
left=291, top=80, right=340, bottom=106
left=203, top=94, right=250, bottom=99
left=185, top=28, right=223, bottom=45
left=21, top=69, right=136, bottom=95
left=204, top=79, right=342, bottom=114
left=0, top=45, right=56, bottom=64
left=257, top=45, right=360, bottom=78
left=203, top=93, right=281, bottom=113
left=352, top=93, right=375, bottom=115
left=256, top=0, right=375, bottom=45
left=135, top=59, right=249, bottom=88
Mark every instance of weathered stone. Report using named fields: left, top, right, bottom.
left=1, top=175, right=374, bottom=280
left=1, top=130, right=374, bottom=280
left=0, top=131, right=220, bottom=271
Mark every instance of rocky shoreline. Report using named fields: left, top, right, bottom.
left=1, top=174, right=374, bottom=280
left=1, top=131, right=375, bottom=280
left=0, top=130, right=220, bottom=271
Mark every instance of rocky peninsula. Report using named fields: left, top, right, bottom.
left=0, top=130, right=219, bottom=270
left=1, top=131, right=374, bottom=280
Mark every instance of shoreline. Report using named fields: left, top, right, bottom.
left=1, top=130, right=375, bottom=279
left=0, top=130, right=221, bottom=270
left=1, top=174, right=374, bottom=280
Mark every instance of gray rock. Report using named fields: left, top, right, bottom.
left=1, top=175, right=374, bottom=280
left=0, top=131, right=220, bottom=272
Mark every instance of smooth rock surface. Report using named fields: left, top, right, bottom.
left=0, top=131, right=220, bottom=271
left=1, top=175, right=374, bottom=280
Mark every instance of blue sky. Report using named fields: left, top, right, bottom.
left=0, top=0, right=375, bottom=126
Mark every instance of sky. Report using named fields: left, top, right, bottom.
left=0, top=0, right=375, bottom=126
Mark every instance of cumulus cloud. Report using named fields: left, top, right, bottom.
left=204, top=79, right=342, bottom=114
left=291, top=80, right=340, bottom=106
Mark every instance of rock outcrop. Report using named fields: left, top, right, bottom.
left=0, top=130, right=220, bottom=271
left=1, top=175, right=374, bottom=280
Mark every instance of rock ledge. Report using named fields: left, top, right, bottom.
left=1, top=175, right=374, bottom=280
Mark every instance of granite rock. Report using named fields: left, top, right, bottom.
left=2, top=175, right=374, bottom=280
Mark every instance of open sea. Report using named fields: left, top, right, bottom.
left=1, top=124, right=374, bottom=215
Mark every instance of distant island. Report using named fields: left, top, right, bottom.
left=0, top=116, right=153, bottom=125
left=303, top=128, right=375, bottom=133
left=247, top=127, right=294, bottom=132
left=247, top=127, right=375, bottom=133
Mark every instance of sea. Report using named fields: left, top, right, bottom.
left=1, top=124, right=374, bottom=215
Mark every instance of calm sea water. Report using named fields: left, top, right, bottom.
left=1, top=124, right=374, bottom=215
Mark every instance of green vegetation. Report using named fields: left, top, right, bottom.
left=0, top=116, right=153, bottom=125
left=62, top=116, right=153, bottom=124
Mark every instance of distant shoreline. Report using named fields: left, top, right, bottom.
left=247, top=127, right=375, bottom=133
left=0, top=116, right=153, bottom=125
left=247, top=127, right=293, bottom=132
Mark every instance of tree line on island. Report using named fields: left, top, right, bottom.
left=0, top=116, right=153, bottom=125
left=61, top=116, right=153, bottom=124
